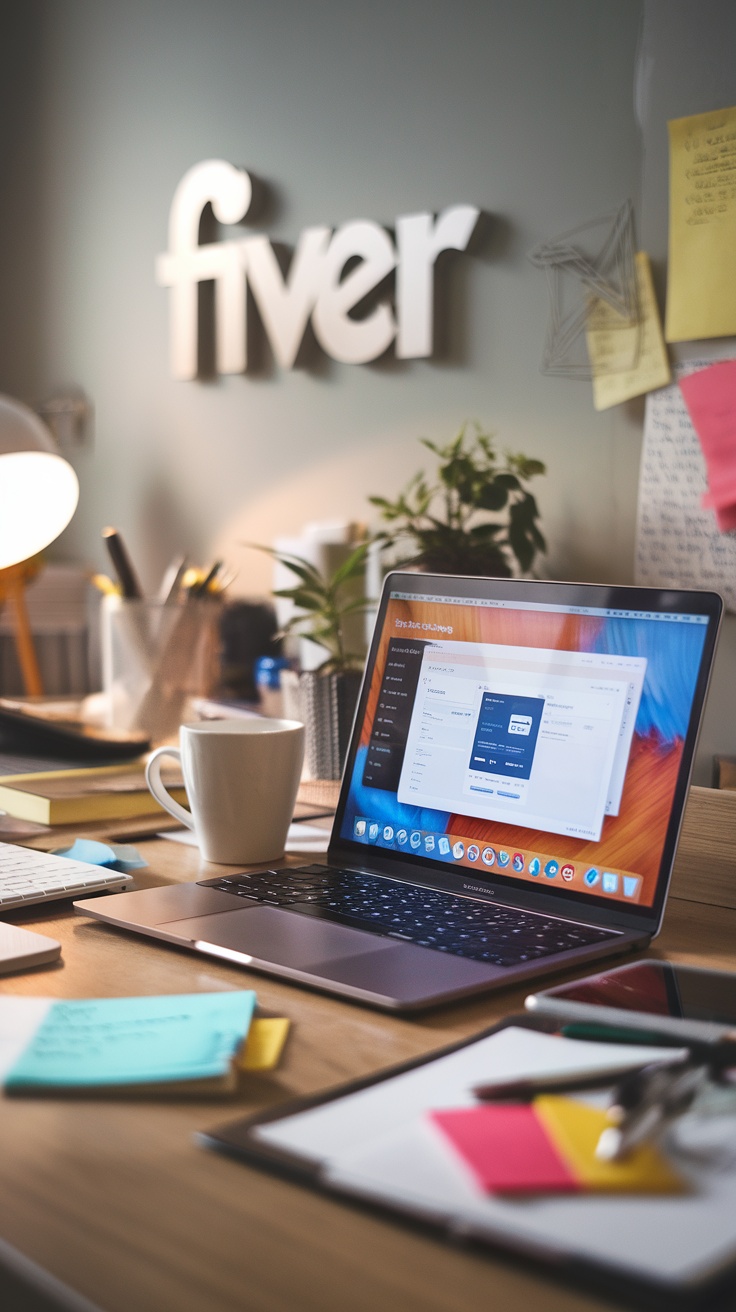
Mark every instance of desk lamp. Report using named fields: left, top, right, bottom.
left=0, top=394, right=79, bottom=695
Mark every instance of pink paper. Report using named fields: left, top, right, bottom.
left=679, top=361, right=736, bottom=530
left=430, top=1104, right=578, bottom=1194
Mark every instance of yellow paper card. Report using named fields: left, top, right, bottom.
left=535, top=1096, right=684, bottom=1194
left=239, top=1017, right=290, bottom=1072
left=666, top=106, right=736, bottom=342
left=586, top=252, right=671, bottom=410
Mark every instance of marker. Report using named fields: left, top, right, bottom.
left=101, top=527, right=144, bottom=600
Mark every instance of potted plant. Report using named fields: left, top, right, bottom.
left=369, top=422, right=546, bottom=577
left=257, top=540, right=372, bottom=780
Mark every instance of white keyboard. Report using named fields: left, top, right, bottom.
left=0, top=843, right=132, bottom=910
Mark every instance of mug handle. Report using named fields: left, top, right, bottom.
left=145, top=746, right=194, bottom=830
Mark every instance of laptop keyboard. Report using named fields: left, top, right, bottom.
left=204, top=865, right=616, bottom=967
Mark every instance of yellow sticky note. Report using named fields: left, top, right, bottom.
left=239, top=1017, right=290, bottom=1072
left=666, top=105, right=736, bottom=342
left=535, top=1096, right=684, bottom=1194
left=586, top=252, right=670, bottom=409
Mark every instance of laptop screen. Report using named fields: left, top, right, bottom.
left=334, top=575, right=721, bottom=923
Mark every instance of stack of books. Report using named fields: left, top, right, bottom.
left=0, top=760, right=187, bottom=825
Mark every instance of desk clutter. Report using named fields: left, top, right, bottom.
left=0, top=992, right=290, bottom=1094
left=205, top=1017, right=736, bottom=1303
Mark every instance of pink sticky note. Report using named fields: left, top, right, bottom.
left=430, top=1105, right=578, bottom=1194
left=679, top=362, right=736, bottom=526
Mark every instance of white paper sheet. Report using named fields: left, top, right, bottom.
left=635, top=361, right=736, bottom=611
left=159, top=823, right=330, bottom=854
left=0, top=998, right=52, bottom=1081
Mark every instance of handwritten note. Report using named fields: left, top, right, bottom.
left=4, top=991, right=256, bottom=1089
left=635, top=363, right=736, bottom=611
left=586, top=252, right=670, bottom=410
left=666, top=106, right=736, bottom=341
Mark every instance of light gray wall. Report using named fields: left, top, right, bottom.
left=637, top=0, right=736, bottom=782
left=5, top=0, right=732, bottom=779
left=0, top=0, right=644, bottom=597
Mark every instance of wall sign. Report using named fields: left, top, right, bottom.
left=156, top=160, right=480, bottom=380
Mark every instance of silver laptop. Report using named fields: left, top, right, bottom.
left=75, top=573, right=722, bottom=1011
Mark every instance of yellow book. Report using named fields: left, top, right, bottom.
left=0, top=763, right=187, bottom=825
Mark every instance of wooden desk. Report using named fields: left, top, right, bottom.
left=1, top=786, right=736, bottom=1312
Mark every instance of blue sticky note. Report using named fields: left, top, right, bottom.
left=6, top=991, right=256, bottom=1088
left=52, top=838, right=147, bottom=873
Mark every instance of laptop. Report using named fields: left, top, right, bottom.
left=75, top=573, right=722, bottom=1011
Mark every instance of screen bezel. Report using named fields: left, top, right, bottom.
left=329, top=572, right=723, bottom=935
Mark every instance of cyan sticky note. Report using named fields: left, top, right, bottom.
left=52, top=838, right=147, bottom=873
left=6, top=991, right=256, bottom=1088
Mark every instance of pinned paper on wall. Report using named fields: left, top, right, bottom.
left=665, top=106, right=736, bottom=342
left=680, top=360, right=736, bottom=531
left=635, top=362, right=736, bottom=612
left=586, top=253, right=670, bottom=410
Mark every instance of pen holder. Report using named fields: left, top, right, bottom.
left=100, top=594, right=221, bottom=742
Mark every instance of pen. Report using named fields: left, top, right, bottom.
left=561, top=1022, right=693, bottom=1048
left=189, top=560, right=223, bottom=597
left=472, top=1066, right=650, bottom=1101
left=158, top=555, right=188, bottom=605
left=102, top=527, right=144, bottom=600
left=562, top=1023, right=736, bottom=1070
left=596, top=1059, right=708, bottom=1161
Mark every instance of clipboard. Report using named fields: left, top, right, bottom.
left=200, top=1016, right=736, bottom=1309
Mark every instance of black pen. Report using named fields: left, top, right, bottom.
left=189, top=560, right=223, bottom=597
left=102, top=527, right=144, bottom=600
left=473, top=1063, right=650, bottom=1101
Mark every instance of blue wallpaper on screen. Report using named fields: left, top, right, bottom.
left=588, top=618, right=707, bottom=744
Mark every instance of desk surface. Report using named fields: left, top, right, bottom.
left=2, top=787, right=736, bottom=1312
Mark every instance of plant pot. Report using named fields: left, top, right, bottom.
left=288, top=668, right=362, bottom=781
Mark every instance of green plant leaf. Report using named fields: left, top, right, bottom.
left=330, top=541, right=371, bottom=588
left=370, top=424, right=545, bottom=579
left=475, top=483, right=509, bottom=511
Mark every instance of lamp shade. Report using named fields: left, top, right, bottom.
left=0, top=394, right=79, bottom=569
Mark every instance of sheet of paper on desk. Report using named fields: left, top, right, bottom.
left=160, top=823, right=330, bottom=854
left=253, top=1028, right=684, bottom=1163
left=250, top=1027, right=736, bottom=1288
left=0, top=991, right=256, bottom=1090
left=666, top=106, right=736, bottom=342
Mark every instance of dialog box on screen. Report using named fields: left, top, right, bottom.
left=396, top=640, right=646, bottom=842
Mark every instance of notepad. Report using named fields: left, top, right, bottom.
left=0, top=992, right=256, bottom=1094
left=212, top=1024, right=736, bottom=1294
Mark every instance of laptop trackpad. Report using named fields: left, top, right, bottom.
left=162, top=905, right=398, bottom=969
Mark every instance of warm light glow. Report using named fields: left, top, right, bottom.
left=0, top=451, right=79, bottom=568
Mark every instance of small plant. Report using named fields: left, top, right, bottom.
left=369, top=423, right=546, bottom=577
left=254, top=540, right=372, bottom=674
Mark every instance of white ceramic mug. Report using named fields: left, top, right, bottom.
left=145, top=718, right=305, bottom=864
